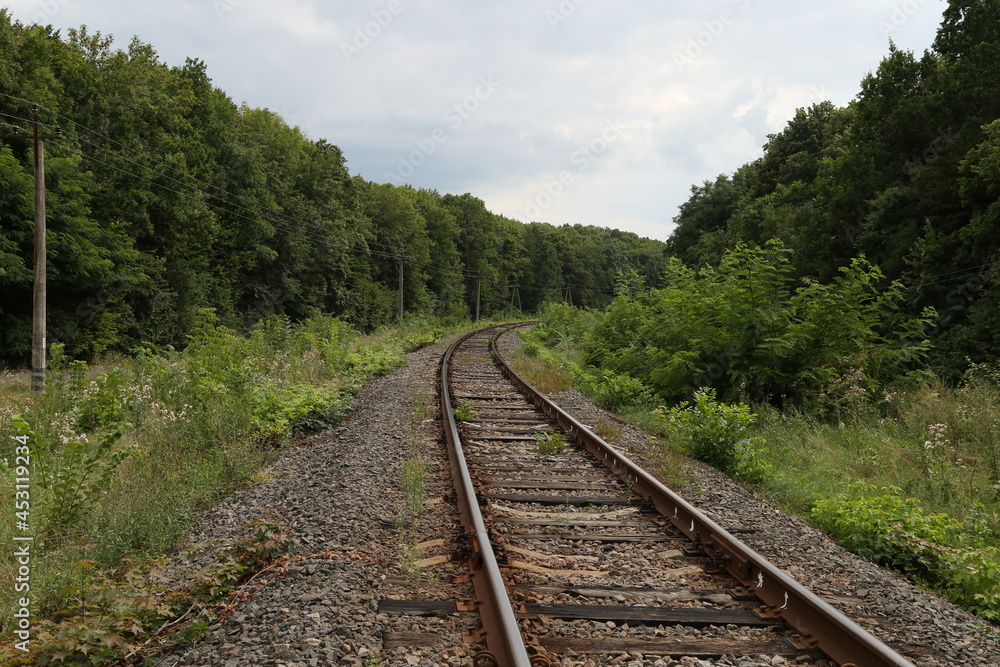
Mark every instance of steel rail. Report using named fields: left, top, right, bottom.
left=489, top=330, right=917, bottom=667
left=440, top=327, right=534, bottom=667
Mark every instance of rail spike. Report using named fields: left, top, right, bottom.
left=473, top=650, right=499, bottom=667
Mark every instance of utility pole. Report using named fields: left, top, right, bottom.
left=474, top=275, right=481, bottom=322
left=13, top=104, right=60, bottom=391
left=509, top=282, right=521, bottom=317
left=397, top=255, right=405, bottom=324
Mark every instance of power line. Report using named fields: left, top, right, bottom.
left=2, top=96, right=633, bottom=306
left=906, top=261, right=997, bottom=290
left=4, top=95, right=411, bottom=259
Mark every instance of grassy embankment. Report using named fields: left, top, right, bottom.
left=0, top=312, right=468, bottom=664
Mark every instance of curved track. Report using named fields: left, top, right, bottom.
left=440, top=325, right=917, bottom=667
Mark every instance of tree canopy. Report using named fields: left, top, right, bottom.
left=667, top=0, right=1000, bottom=378
left=0, top=10, right=667, bottom=364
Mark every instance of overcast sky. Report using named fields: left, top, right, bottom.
left=4, top=1, right=947, bottom=241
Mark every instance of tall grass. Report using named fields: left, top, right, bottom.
left=756, top=379, right=1000, bottom=520
left=0, top=311, right=451, bottom=655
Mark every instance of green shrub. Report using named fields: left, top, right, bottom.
left=582, top=243, right=935, bottom=408
left=533, top=432, right=568, bottom=455
left=810, top=483, right=962, bottom=571
left=453, top=401, right=478, bottom=422
left=655, top=388, right=767, bottom=479
left=12, top=417, right=136, bottom=534
left=810, top=483, right=1000, bottom=619
left=940, top=546, right=1000, bottom=620
left=574, top=367, right=654, bottom=412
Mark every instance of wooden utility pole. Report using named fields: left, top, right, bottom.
left=474, top=276, right=481, bottom=322
left=14, top=105, right=59, bottom=391
left=397, top=256, right=405, bottom=324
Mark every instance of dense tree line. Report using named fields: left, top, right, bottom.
left=666, top=0, right=1000, bottom=378
left=0, top=11, right=667, bottom=364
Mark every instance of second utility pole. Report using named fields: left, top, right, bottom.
left=397, top=255, right=405, bottom=324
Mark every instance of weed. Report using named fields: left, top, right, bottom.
left=401, top=544, right=423, bottom=590
left=401, top=458, right=427, bottom=526
left=533, top=431, right=568, bottom=456
left=594, top=419, right=623, bottom=443
left=646, top=441, right=690, bottom=489
left=623, top=474, right=635, bottom=499
left=453, top=400, right=478, bottom=422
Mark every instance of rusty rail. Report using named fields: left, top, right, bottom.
left=489, top=330, right=917, bottom=667
left=440, top=327, right=533, bottom=667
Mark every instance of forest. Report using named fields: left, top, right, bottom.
left=0, top=9, right=667, bottom=366
left=666, top=0, right=999, bottom=380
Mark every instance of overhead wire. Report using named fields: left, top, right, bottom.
left=2, top=94, right=411, bottom=259
left=905, top=261, right=997, bottom=291
left=2, top=95, right=632, bottom=300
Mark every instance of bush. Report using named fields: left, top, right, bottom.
left=583, top=243, right=935, bottom=408
left=810, top=483, right=1000, bottom=619
left=574, top=367, right=654, bottom=412
left=654, top=388, right=768, bottom=479
left=0, top=311, right=420, bottom=648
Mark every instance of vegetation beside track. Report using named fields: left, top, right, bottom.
left=0, top=314, right=476, bottom=664
left=517, top=300, right=1000, bottom=623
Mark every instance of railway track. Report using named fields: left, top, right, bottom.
left=382, top=325, right=923, bottom=666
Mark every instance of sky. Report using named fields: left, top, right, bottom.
left=3, top=0, right=948, bottom=241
